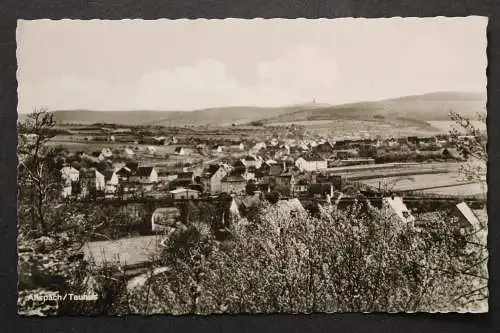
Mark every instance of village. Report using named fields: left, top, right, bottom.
left=46, top=125, right=487, bottom=271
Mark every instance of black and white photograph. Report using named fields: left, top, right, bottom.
left=16, top=17, right=488, bottom=315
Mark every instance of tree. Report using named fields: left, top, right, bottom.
left=18, top=109, right=60, bottom=235
left=124, top=202, right=487, bottom=314
left=449, top=110, right=487, bottom=184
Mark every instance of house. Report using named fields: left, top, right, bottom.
left=103, top=170, right=119, bottom=196
left=151, top=207, right=181, bottom=232
left=124, top=148, right=135, bottom=157
left=295, top=155, right=328, bottom=172
left=382, top=196, right=416, bottom=225
left=450, top=202, right=482, bottom=231
left=130, top=166, right=159, bottom=184
left=255, top=162, right=285, bottom=183
left=101, top=148, right=113, bottom=158
left=212, top=145, right=224, bottom=154
left=314, top=141, right=335, bottom=154
left=169, top=188, right=200, bottom=200
left=60, top=165, right=80, bottom=183
left=60, top=166, right=80, bottom=198
left=115, top=166, right=133, bottom=181
left=79, top=168, right=106, bottom=197
left=221, top=172, right=247, bottom=194
left=175, top=147, right=193, bottom=156
left=294, top=178, right=309, bottom=194
left=125, top=161, right=139, bottom=174
left=201, top=164, right=230, bottom=194
left=275, top=173, right=295, bottom=194
left=157, top=170, right=178, bottom=183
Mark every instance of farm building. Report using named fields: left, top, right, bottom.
left=60, top=166, right=80, bottom=198
left=169, top=188, right=200, bottom=200
left=115, top=166, right=133, bottom=181
left=130, top=166, right=159, bottom=184
left=79, top=168, right=106, bottom=197
left=382, top=196, right=416, bottom=226
left=295, top=156, right=328, bottom=172
left=175, top=147, right=194, bottom=155
left=201, top=164, right=231, bottom=194
left=450, top=202, right=482, bottom=231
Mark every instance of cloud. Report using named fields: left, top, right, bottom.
left=135, top=58, right=311, bottom=110
left=257, top=43, right=341, bottom=101
left=134, top=44, right=342, bottom=110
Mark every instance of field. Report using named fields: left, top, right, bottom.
left=268, top=119, right=440, bottom=138
left=360, top=173, right=486, bottom=196
left=427, top=120, right=486, bottom=133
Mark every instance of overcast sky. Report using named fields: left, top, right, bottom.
left=17, top=17, right=487, bottom=113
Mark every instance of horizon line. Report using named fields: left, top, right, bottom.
left=18, top=90, right=486, bottom=114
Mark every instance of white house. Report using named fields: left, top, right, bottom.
left=169, top=188, right=200, bottom=200
left=60, top=166, right=80, bottom=183
left=124, top=148, right=135, bottom=157
left=295, top=156, right=328, bottom=172
left=60, top=166, right=80, bottom=198
left=101, top=148, right=113, bottom=158
left=79, top=168, right=106, bottom=197
left=130, top=166, right=159, bottom=184
left=382, top=196, right=415, bottom=226
left=175, top=147, right=193, bottom=156
left=104, top=171, right=120, bottom=196
left=450, top=202, right=482, bottom=231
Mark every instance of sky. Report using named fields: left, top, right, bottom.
left=17, top=17, right=487, bottom=113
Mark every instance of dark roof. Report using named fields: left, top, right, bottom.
left=244, top=155, right=257, bottom=161
left=222, top=173, right=246, bottom=182
left=125, top=161, right=139, bottom=172
left=136, top=166, right=154, bottom=177
left=203, top=164, right=221, bottom=178
left=103, top=170, right=115, bottom=181
left=301, top=153, right=325, bottom=162
left=177, top=171, right=194, bottom=178
left=116, top=167, right=132, bottom=177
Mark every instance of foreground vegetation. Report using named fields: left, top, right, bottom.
left=17, top=109, right=488, bottom=315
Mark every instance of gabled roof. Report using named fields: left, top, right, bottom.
left=454, top=202, right=481, bottom=228
left=103, top=170, right=117, bottom=182
left=135, top=166, right=155, bottom=177
left=116, top=166, right=132, bottom=176
left=383, top=197, right=415, bottom=223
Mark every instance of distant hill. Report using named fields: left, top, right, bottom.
left=259, top=92, right=486, bottom=125
left=33, top=91, right=485, bottom=127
